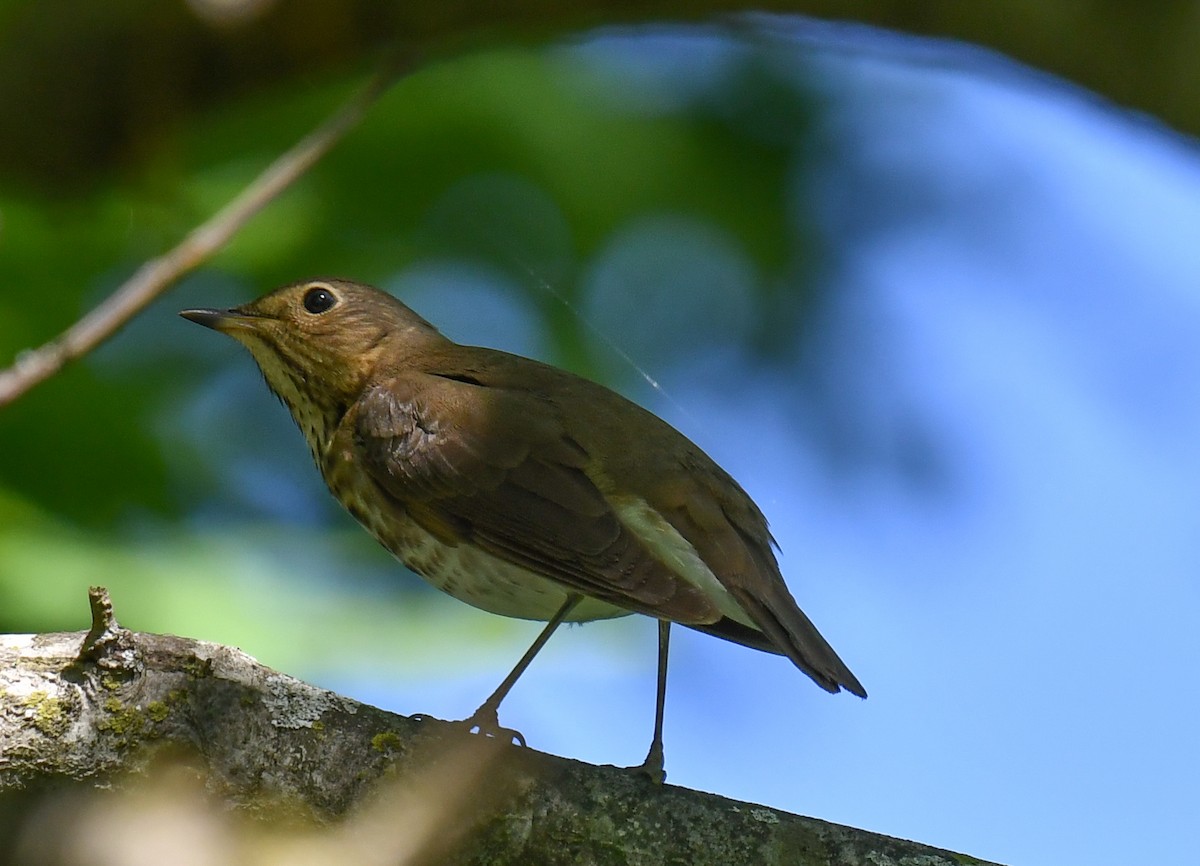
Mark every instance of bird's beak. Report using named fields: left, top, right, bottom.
left=179, top=308, right=262, bottom=334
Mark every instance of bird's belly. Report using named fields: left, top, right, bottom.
left=328, top=472, right=629, bottom=623
left=398, top=530, right=629, bottom=622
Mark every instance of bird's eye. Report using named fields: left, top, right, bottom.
left=302, top=286, right=338, bottom=314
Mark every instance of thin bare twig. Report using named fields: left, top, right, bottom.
left=0, top=52, right=412, bottom=409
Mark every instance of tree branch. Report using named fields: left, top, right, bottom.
left=0, top=50, right=412, bottom=410
left=0, top=588, right=1000, bottom=865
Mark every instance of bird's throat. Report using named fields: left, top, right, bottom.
left=243, top=339, right=348, bottom=465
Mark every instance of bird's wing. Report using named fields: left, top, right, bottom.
left=648, top=461, right=868, bottom=697
left=350, top=373, right=722, bottom=623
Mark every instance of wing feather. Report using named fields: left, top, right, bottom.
left=351, top=375, right=722, bottom=623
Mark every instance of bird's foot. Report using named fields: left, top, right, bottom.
left=458, top=704, right=528, bottom=747
left=630, top=741, right=666, bottom=784
left=412, top=700, right=528, bottom=746
left=410, top=709, right=527, bottom=746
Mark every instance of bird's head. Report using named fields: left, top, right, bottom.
left=181, top=278, right=443, bottom=452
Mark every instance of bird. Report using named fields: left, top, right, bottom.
left=180, top=278, right=865, bottom=781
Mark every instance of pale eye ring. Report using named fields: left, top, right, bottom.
left=303, top=286, right=337, bottom=314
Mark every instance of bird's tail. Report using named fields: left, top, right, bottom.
left=728, top=584, right=867, bottom=698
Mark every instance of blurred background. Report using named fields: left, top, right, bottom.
left=2, top=3, right=1199, bottom=865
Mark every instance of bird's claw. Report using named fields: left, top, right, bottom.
left=460, top=705, right=527, bottom=746
left=631, top=742, right=666, bottom=784
left=408, top=709, right=527, bottom=746
left=464, top=719, right=527, bottom=747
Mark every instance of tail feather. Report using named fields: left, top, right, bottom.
left=686, top=616, right=785, bottom=656
left=700, top=482, right=866, bottom=698
left=728, top=585, right=867, bottom=699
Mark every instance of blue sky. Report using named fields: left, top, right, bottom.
left=331, top=28, right=1200, bottom=866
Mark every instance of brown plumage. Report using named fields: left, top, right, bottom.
left=181, top=278, right=864, bottom=777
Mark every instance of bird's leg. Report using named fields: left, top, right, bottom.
left=632, top=619, right=670, bottom=783
left=462, top=593, right=582, bottom=746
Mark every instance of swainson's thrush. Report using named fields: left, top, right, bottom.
left=181, top=278, right=865, bottom=780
